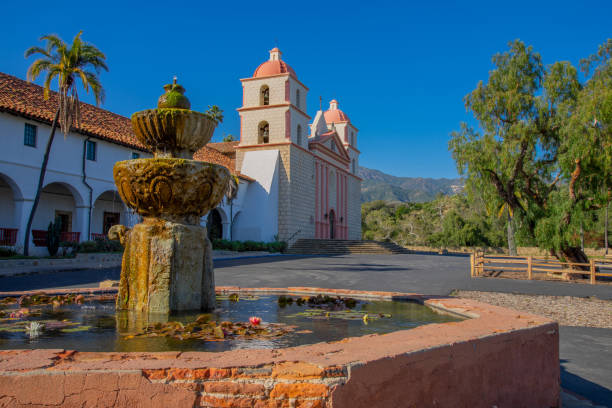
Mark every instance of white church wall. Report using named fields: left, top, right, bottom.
left=0, top=111, right=149, bottom=252
left=232, top=150, right=279, bottom=242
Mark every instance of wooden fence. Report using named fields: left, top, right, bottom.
left=470, top=252, right=612, bottom=284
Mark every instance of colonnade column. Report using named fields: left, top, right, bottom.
left=75, top=205, right=91, bottom=242
left=14, top=198, right=33, bottom=253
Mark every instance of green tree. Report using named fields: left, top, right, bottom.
left=205, top=105, right=224, bottom=124
left=222, top=133, right=236, bottom=142
left=449, top=40, right=589, bottom=262
left=536, top=39, right=611, bottom=261
left=23, top=31, right=108, bottom=255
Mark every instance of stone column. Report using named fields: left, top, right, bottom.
left=14, top=198, right=32, bottom=254
left=75, top=205, right=91, bottom=242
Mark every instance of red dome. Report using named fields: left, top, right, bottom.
left=324, top=99, right=349, bottom=123
left=253, top=60, right=297, bottom=78
left=253, top=48, right=297, bottom=79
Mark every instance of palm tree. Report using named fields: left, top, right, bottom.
left=23, top=31, right=108, bottom=255
left=205, top=105, right=224, bottom=124
left=225, top=176, right=239, bottom=241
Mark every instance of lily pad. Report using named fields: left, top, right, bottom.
left=60, top=326, right=91, bottom=333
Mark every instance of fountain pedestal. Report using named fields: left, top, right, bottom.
left=110, top=81, right=229, bottom=314
left=115, top=219, right=215, bottom=313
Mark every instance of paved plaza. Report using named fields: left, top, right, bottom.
left=1, top=253, right=610, bottom=406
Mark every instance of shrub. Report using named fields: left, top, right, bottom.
left=46, top=218, right=61, bottom=257
left=211, top=239, right=287, bottom=253
left=78, top=239, right=123, bottom=253
left=0, top=247, right=17, bottom=258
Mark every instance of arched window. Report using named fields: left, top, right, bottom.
left=258, top=121, right=270, bottom=144
left=297, top=125, right=302, bottom=145
left=296, top=89, right=301, bottom=109
left=260, top=85, right=270, bottom=106
left=352, top=159, right=356, bottom=173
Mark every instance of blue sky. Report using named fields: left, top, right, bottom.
left=1, top=1, right=609, bottom=178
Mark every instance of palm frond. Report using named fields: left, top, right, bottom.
left=26, top=59, right=53, bottom=82
left=42, top=69, right=60, bottom=100
left=24, top=46, right=51, bottom=59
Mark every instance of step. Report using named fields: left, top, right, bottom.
left=287, top=239, right=410, bottom=255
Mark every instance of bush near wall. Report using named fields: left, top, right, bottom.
left=78, top=240, right=123, bottom=253
left=212, top=239, right=287, bottom=253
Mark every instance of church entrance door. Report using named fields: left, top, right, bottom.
left=329, top=210, right=335, bottom=239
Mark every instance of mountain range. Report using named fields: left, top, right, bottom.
left=358, top=167, right=464, bottom=203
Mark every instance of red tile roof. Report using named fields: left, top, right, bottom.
left=207, top=141, right=238, bottom=156
left=0, top=72, right=146, bottom=151
left=0, top=72, right=250, bottom=180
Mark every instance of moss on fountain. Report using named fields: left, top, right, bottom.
left=110, top=80, right=228, bottom=313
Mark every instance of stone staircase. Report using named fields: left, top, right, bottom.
left=287, top=239, right=411, bottom=255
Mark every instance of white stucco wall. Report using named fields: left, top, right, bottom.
left=0, top=111, right=150, bottom=254
left=232, top=150, right=279, bottom=242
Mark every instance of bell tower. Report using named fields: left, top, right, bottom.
left=237, top=48, right=309, bottom=148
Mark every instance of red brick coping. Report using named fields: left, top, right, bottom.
left=0, top=287, right=560, bottom=407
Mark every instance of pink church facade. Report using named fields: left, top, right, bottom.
left=231, top=48, right=361, bottom=244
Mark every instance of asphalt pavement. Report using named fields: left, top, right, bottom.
left=0, top=253, right=610, bottom=405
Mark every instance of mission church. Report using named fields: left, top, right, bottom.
left=0, top=48, right=361, bottom=254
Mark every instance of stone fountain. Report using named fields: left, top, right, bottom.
left=109, top=80, right=230, bottom=314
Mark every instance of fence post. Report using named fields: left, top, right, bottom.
left=470, top=253, right=475, bottom=277
left=527, top=256, right=533, bottom=280
left=590, top=259, right=596, bottom=284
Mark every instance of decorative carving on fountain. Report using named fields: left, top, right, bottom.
left=110, top=79, right=230, bottom=314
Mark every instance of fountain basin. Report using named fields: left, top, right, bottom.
left=114, top=158, right=230, bottom=219
left=131, top=109, right=216, bottom=158
left=0, top=287, right=560, bottom=407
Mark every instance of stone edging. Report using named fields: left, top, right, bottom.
left=0, top=286, right=560, bottom=407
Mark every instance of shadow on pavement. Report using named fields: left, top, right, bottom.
left=561, top=360, right=612, bottom=407
left=0, top=267, right=119, bottom=292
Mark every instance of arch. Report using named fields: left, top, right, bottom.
left=207, top=209, right=223, bottom=240
left=231, top=210, right=242, bottom=241
left=297, top=124, right=302, bottom=145
left=260, top=85, right=270, bottom=106
left=296, top=89, right=301, bottom=109
left=42, top=180, right=85, bottom=207
left=33, top=182, right=82, bottom=235
left=92, top=190, right=128, bottom=238
left=0, top=173, right=21, bottom=230
left=0, top=173, right=23, bottom=201
left=258, top=121, right=270, bottom=144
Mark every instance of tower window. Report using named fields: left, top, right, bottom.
left=351, top=132, right=354, bottom=146
left=24, top=123, right=37, bottom=147
left=296, top=89, right=301, bottom=109
left=260, top=85, right=270, bottom=106
left=352, top=159, right=356, bottom=173
left=259, top=121, right=270, bottom=144
left=297, top=125, right=302, bottom=145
